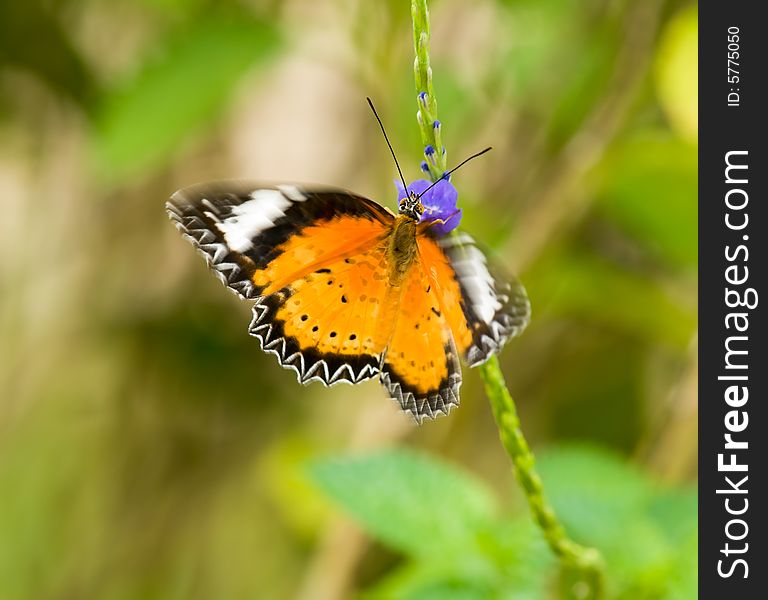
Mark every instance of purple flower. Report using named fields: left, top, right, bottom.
left=395, top=177, right=462, bottom=236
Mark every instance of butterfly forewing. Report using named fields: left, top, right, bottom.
left=168, top=181, right=399, bottom=386
left=166, top=181, right=393, bottom=300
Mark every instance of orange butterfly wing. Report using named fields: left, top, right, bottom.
left=417, top=231, right=530, bottom=367
left=168, top=182, right=397, bottom=385
left=250, top=236, right=401, bottom=385
left=379, top=255, right=462, bottom=422
left=167, top=182, right=393, bottom=299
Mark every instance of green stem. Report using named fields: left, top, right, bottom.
left=480, top=356, right=605, bottom=599
left=411, top=2, right=606, bottom=598
left=411, top=0, right=447, bottom=180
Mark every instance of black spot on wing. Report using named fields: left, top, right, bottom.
left=438, top=232, right=530, bottom=366
left=248, top=290, right=380, bottom=385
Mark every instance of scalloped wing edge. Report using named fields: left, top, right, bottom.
left=464, top=276, right=530, bottom=367
left=248, top=297, right=380, bottom=387
left=379, top=368, right=461, bottom=424
left=439, top=232, right=531, bottom=367
left=166, top=200, right=258, bottom=300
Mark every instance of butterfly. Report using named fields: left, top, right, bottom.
left=166, top=180, right=530, bottom=423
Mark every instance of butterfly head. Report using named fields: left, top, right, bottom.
left=398, top=190, right=425, bottom=221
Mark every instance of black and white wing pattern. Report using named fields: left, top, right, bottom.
left=437, top=232, right=531, bottom=367
left=166, top=181, right=393, bottom=300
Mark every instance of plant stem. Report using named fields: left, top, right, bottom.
left=411, top=2, right=606, bottom=597
left=480, top=356, right=605, bottom=599
left=411, top=0, right=447, bottom=181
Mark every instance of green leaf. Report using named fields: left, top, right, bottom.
left=664, top=530, right=697, bottom=600
left=308, top=448, right=497, bottom=558
left=537, top=444, right=699, bottom=597
left=481, top=518, right=555, bottom=600
left=92, top=12, right=280, bottom=181
left=536, top=445, right=654, bottom=549
left=363, top=566, right=493, bottom=600
left=647, top=488, right=697, bottom=600
left=388, top=581, right=490, bottom=600
left=362, top=513, right=553, bottom=600
left=647, top=486, right=697, bottom=544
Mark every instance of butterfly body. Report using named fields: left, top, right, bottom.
left=167, top=181, right=529, bottom=423
left=386, top=214, right=421, bottom=287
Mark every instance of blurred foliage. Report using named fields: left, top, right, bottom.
left=309, top=446, right=695, bottom=599
left=310, top=450, right=499, bottom=560
left=93, top=10, right=281, bottom=181
left=593, top=135, right=697, bottom=269
left=654, top=6, right=698, bottom=143
left=1, top=0, right=696, bottom=598
left=0, top=1, right=97, bottom=111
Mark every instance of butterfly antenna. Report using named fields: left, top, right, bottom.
left=416, top=146, right=493, bottom=199
left=367, top=97, right=409, bottom=194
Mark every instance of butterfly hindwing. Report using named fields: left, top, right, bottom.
left=166, top=181, right=393, bottom=299
left=379, top=258, right=462, bottom=422
left=249, top=237, right=401, bottom=385
left=417, top=231, right=530, bottom=367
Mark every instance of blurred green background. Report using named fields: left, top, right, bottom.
left=0, top=0, right=697, bottom=598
